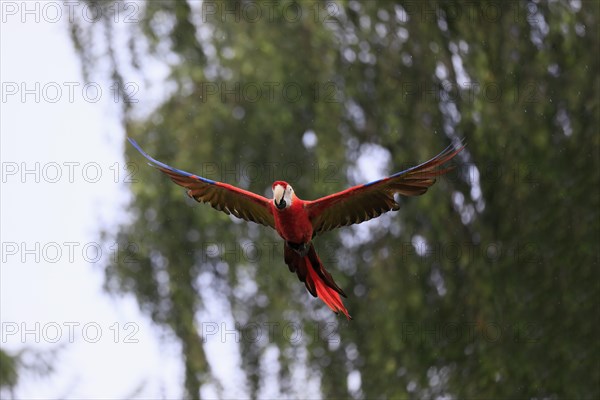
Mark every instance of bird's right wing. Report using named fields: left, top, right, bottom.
left=128, top=138, right=275, bottom=229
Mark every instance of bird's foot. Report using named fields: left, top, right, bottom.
left=286, top=241, right=310, bottom=257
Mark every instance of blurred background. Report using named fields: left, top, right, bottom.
left=1, top=0, right=598, bottom=399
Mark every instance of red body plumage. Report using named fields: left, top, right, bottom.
left=271, top=194, right=313, bottom=243
left=272, top=193, right=351, bottom=318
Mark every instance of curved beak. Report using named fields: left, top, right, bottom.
left=276, top=199, right=286, bottom=209
left=273, top=185, right=286, bottom=209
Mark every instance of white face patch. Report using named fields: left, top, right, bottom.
left=273, top=184, right=293, bottom=209
left=283, top=185, right=293, bottom=205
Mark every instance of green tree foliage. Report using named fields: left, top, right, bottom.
left=0, top=349, right=19, bottom=394
left=68, top=0, right=598, bottom=398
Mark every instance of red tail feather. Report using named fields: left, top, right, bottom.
left=306, top=264, right=351, bottom=319
left=284, top=242, right=351, bottom=319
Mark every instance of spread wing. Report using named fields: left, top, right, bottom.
left=128, top=138, right=275, bottom=229
left=306, top=142, right=464, bottom=236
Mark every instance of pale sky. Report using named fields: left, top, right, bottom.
left=0, top=8, right=183, bottom=399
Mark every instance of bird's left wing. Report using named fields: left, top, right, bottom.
left=128, top=138, right=275, bottom=229
left=306, top=142, right=464, bottom=236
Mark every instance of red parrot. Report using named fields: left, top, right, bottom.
left=128, top=138, right=464, bottom=319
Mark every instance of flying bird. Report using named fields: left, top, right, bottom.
left=128, top=138, right=464, bottom=319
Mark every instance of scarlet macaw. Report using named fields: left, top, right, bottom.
left=128, top=138, right=463, bottom=319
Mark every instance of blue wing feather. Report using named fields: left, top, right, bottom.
left=127, top=137, right=216, bottom=185
left=364, top=139, right=465, bottom=187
